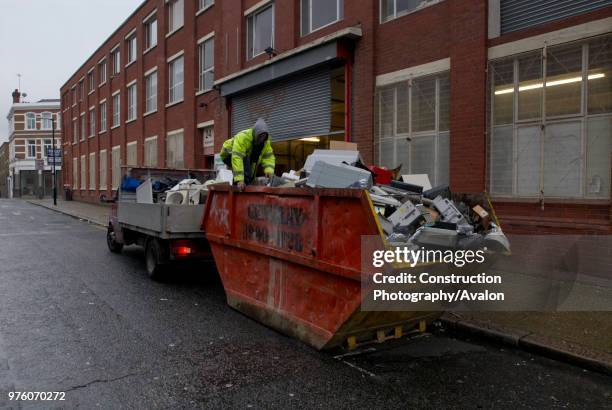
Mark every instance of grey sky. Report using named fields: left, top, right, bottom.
left=0, top=0, right=143, bottom=143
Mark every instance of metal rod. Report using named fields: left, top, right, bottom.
left=52, top=117, right=57, bottom=206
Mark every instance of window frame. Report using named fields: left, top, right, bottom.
left=145, top=68, right=158, bottom=114
left=99, top=100, right=107, bottom=133
left=98, top=58, right=107, bottom=86
left=167, top=53, right=185, bottom=105
left=89, top=152, right=96, bottom=190
left=26, top=139, right=37, bottom=159
left=144, top=12, right=158, bottom=51
left=198, top=35, right=214, bottom=93
left=112, top=92, right=121, bottom=128
left=301, top=0, right=343, bottom=37
left=41, top=112, right=53, bottom=130
left=126, top=81, right=137, bottom=122
left=25, top=112, right=36, bottom=130
left=99, top=149, right=108, bottom=190
left=125, top=31, right=137, bottom=66
left=246, top=3, right=275, bottom=60
left=379, top=0, right=443, bottom=24
left=144, top=136, right=158, bottom=167
left=197, top=0, right=214, bottom=14
left=111, top=46, right=121, bottom=75
left=89, top=107, right=96, bottom=137
left=167, top=0, right=184, bottom=36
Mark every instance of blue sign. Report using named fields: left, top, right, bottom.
left=46, top=148, right=62, bottom=157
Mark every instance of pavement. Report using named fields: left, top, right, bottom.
left=2, top=199, right=611, bottom=408
left=27, top=198, right=110, bottom=227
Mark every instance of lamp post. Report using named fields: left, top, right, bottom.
left=51, top=117, right=57, bottom=206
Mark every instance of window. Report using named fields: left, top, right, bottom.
left=301, top=0, right=342, bottom=36
left=145, top=70, right=157, bottom=113
left=198, top=0, right=214, bottom=12
left=26, top=112, right=36, bottom=130
left=126, top=33, right=137, bottom=64
left=247, top=4, right=274, bottom=59
left=99, top=59, right=107, bottom=84
left=144, top=14, right=157, bottom=50
left=80, top=113, right=85, bottom=141
left=72, top=157, right=78, bottom=188
left=375, top=72, right=450, bottom=186
left=168, top=55, right=184, bottom=103
left=99, top=150, right=107, bottom=189
left=167, top=0, right=184, bottom=34
left=43, top=139, right=52, bottom=157
left=72, top=118, right=78, bottom=143
left=112, top=93, right=121, bottom=127
left=89, top=152, right=96, bottom=190
left=80, top=155, right=86, bottom=190
left=88, top=70, right=95, bottom=92
left=56, top=113, right=61, bottom=130
left=27, top=140, right=36, bottom=158
left=79, top=80, right=85, bottom=100
left=127, top=83, right=137, bottom=121
left=166, top=131, right=184, bottom=168
left=202, top=125, right=214, bottom=148
left=112, top=47, right=121, bottom=75
left=71, top=87, right=77, bottom=105
left=127, top=142, right=137, bottom=166
left=198, top=37, right=214, bottom=91
left=380, top=0, right=441, bottom=23
left=489, top=35, right=612, bottom=199
left=100, top=101, right=107, bottom=132
left=144, top=136, right=158, bottom=167
left=41, top=112, right=53, bottom=130
left=111, top=146, right=121, bottom=189
left=89, top=108, right=96, bottom=136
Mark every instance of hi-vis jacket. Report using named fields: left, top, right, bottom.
left=220, top=128, right=275, bottom=183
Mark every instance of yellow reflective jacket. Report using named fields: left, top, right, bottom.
left=220, top=128, right=275, bottom=182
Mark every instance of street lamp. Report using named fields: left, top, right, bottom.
left=51, top=117, right=57, bottom=206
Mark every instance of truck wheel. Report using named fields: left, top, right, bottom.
left=107, top=225, right=123, bottom=253
left=145, top=239, right=165, bottom=280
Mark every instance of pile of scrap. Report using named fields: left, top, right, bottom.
left=276, top=144, right=509, bottom=254
left=370, top=177, right=510, bottom=253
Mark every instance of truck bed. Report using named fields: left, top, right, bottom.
left=117, top=202, right=206, bottom=239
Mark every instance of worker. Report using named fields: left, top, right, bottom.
left=220, top=118, right=275, bottom=191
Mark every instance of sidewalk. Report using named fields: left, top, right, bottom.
left=27, top=198, right=110, bottom=227
left=24, top=198, right=612, bottom=374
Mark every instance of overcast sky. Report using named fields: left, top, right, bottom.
left=0, top=0, right=143, bottom=143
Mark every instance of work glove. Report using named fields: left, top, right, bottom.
left=237, top=181, right=246, bottom=192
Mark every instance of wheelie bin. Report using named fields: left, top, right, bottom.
left=202, top=185, right=443, bottom=350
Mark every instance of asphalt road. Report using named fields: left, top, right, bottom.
left=0, top=199, right=610, bottom=409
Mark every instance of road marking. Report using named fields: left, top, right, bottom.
left=339, top=360, right=377, bottom=378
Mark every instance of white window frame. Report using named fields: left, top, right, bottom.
left=99, top=100, right=107, bottom=133
left=166, top=129, right=185, bottom=168
left=379, top=0, right=443, bottom=24
left=144, top=136, right=158, bottom=167
left=111, top=145, right=121, bottom=190
left=43, top=139, right=52, bottom=157
left=198, top=34, right=214, bottom=93
left=80, top=154, right=87, bottom=190
left=72, top=157, right=78, bottom=188
left=87, top=69, right=95, bottom=93
left=72, top=117, right=78, bottom=143
left=145, top=68, right=158, bottom=114
left=26, top=139, right=36, bottom=159
left=99, top=149, right=108, bottom=190
left=167, top=52, right=184, bottom=105
left=89, top=152, right=96, bottom=190
left=126, top=141, right=138, bottom=167
left=111, top=46, right=121, bottom=75
left=301, top=0, right=343, bottom=37
left=167, top=0, right=184, bottom=36
left=41, top=112, right=53, bottom=130
left=125, top=30, right=137, bottom=66
left=112, top=92, right=121, bottom=128
left=144, top=12, right=158, bottom=51
left=89, top=107, right=96, bottom=137
left=246, top=3, right=275, bottom=60
left=127, top=81, right=137, bottom=122
left=80, top=113, right=86, bottom=141
left=197, top=0, right=214, bottom=14
left=25, top=112, right=36, bottom=130
left=98, top=58, right=107, bottom=86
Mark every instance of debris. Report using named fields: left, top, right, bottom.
left=412, top=227, right=459, bottom=248
left=387, top=201, right=424, bottom=235
left=369, top=194, right=402, bottom=207
left=472, top=204, right=491, bottom=229
left=136, top=178, right=154, bottom=204
left=390, top=180, right=424, bottom=194
left=303, top=150, right=362, bottom=173
left=306, top=161, right=372, bottom=189
left=368, top=166, right=393, bottom=185
left=401, top=174, right=432, bottom=191
left=423, top=185, right=451, bottom=200
left=432, top=196, right=466, bottom=224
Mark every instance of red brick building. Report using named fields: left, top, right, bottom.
left=61, top=0, right=612, bottom=233
left=7, top=90, right=61, bottom=198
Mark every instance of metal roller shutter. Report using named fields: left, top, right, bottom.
left=231, top=68, right=332, bottom=142
left=501, top=0, right=612, bottom=34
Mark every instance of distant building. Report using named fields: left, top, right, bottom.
left=0, top=142, right=8, bottom=198
left=6, top=90, right=62, bottom=198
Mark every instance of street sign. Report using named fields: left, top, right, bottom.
left=35, top=159, right=45, bottom=171
left=47, top=157, right=62, bottom=166
left=46, top=148, right=62, bottom=158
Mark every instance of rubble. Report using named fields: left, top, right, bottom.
left=306, top=161, right=372, bottom=189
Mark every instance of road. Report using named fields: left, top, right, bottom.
left=0, top=199, right=610, bottom=409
